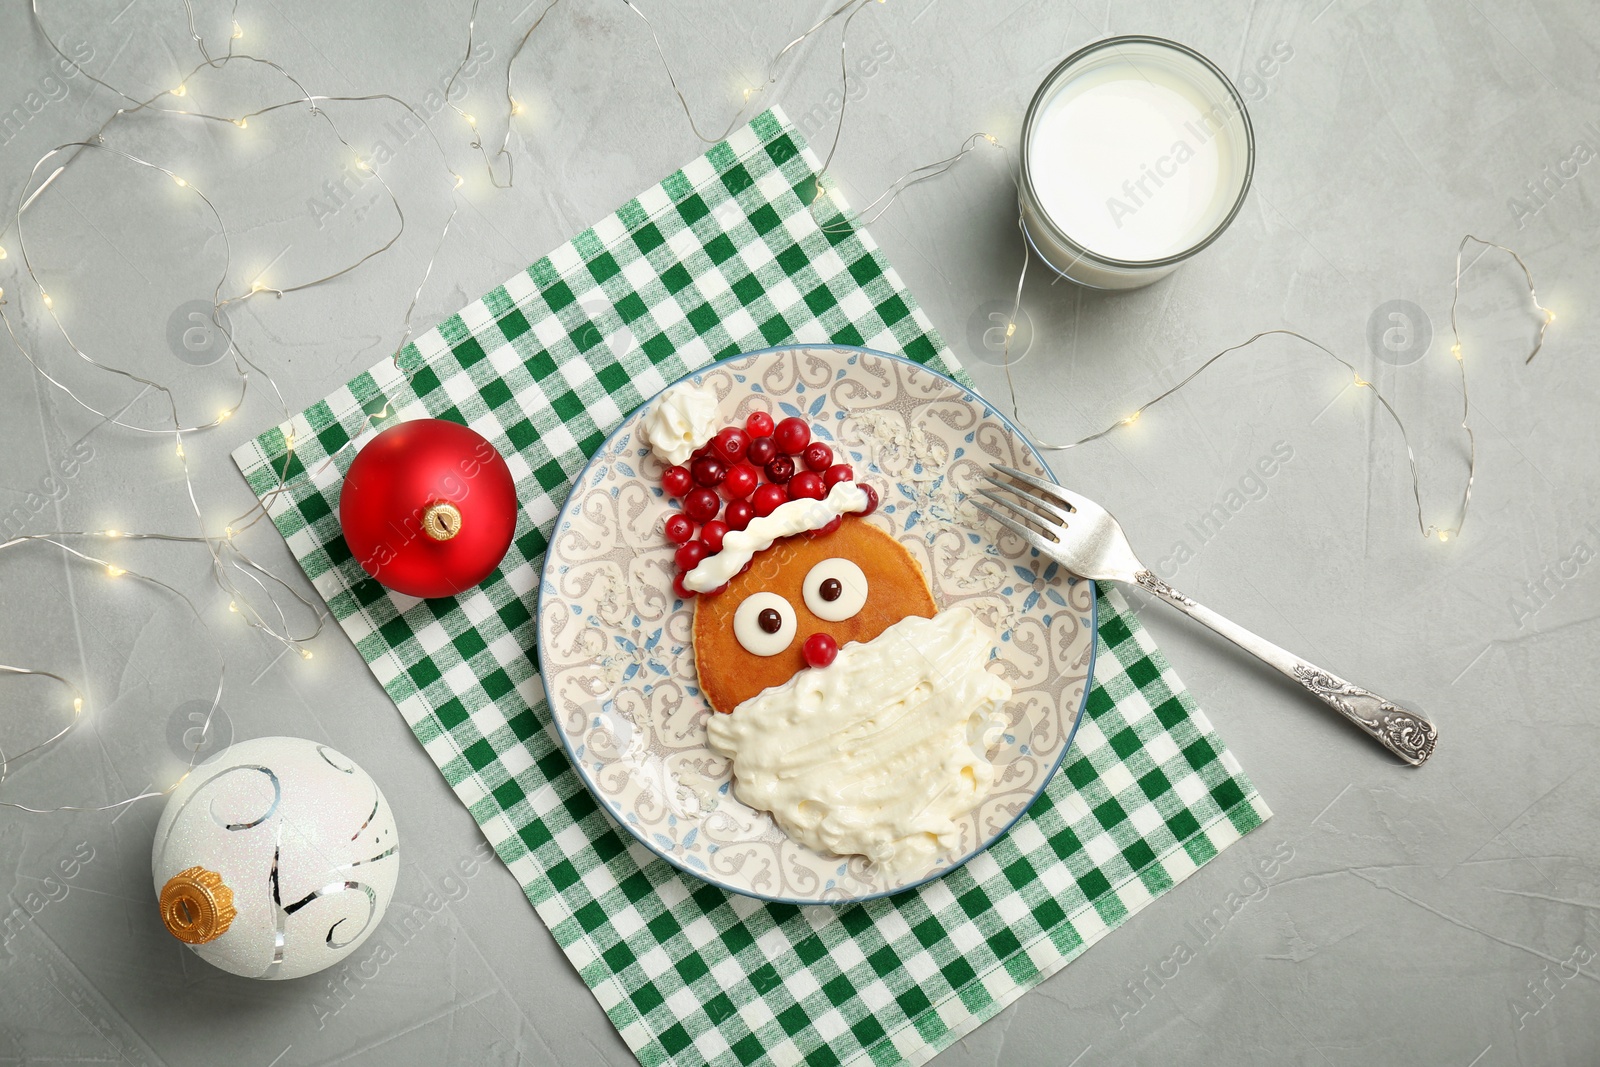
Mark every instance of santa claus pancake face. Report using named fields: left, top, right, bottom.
left=645, top=381, right=1013, bottom=878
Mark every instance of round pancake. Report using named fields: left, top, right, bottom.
left=693, top=517, right=936, bottom=713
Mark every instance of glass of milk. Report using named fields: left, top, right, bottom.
left=1020, top=36, right=1255, bottom=290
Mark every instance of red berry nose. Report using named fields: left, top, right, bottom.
left=802, top=633, right=839, bottom=669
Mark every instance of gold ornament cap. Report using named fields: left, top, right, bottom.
left=159, top=865, right=237, bottom=944
left=421, top=500, right=462, bottom=542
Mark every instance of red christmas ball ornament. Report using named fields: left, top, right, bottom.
left=340, top=419, right=517, bottom=598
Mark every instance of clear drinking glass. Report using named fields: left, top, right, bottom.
left=1020, top=35, right=1256, bottom=290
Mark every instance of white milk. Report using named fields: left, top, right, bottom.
left=1020, top=38, right=1253, bottom=288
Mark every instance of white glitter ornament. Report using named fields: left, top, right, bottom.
left=151, top=736, right=399, bottom=980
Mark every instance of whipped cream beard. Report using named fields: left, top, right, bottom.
left=706, top=608, right=1011, bottom=878
left=641, top=381, right=718, bottom=466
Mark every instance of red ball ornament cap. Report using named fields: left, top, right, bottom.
left=339, top=419, right=518, bottom=598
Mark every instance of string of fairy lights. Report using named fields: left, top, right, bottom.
left=995, top=228, right=1552, bottom=543
left=0, top=0, right=886, bottom=812
left=0, top=0, right=1556, bottom=815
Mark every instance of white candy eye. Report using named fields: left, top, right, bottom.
left=802, top=558, right=868, bottom=621
left=732, top=592, right=797, bottom=656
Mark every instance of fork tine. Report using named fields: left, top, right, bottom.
left=970, top=500, right=1060, bottom=556
left=980, top=475, right=1075, bottom=526
left=991, top=465, right=1076, bottom=512
left=974, top=487, right=1065, bottom=538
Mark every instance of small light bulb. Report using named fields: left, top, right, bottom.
left=228, top=600, right=238, bottom=612
left=510, top=99, right=524, bottom=115
left=224, top=525, right=234, bottom=538
left=172, top=84, right=187, bottom=97
left=453, top=174, right=465, bottom=190
left=72, top=697, right=83, bottom=713
left=463, top=113, right=476, bottom=127
left=1353, top=374, right=1370, bottom=388
left=0, top=244, right=8, bottom=259
left=106, top=565, right=125, bottom=578
left=1438, top=531, right=1450, bottom=543
left=218, top=408, right=231, bottom=421
left=983, top=134, right=998, bottom=145
left=1546, top=310, right=1556, bottom=323
left=231, top=20, right=243, bottom=38
left=234, top=118, right=247, bottom=129
left=41, top=292, right=53, bottom=309
left=1004, top=322, right=1016, bottom=338
left=356, top=159, right=370, bottom=171
left=175, top=442, right=185, bottom=459
left=250, top=280, right=266, bottom=294
left=105, top=529, right=121, bottom=538
left=172, top=175, right=188, bottom=187
left=1122, top=411, right=1142, bottom=426
left=299, top=648, right=314, bottom=660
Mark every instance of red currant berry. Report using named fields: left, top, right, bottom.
left=661, top=465, right=691, bottom=497
left=745, top=410, right=775, bottom=438
left=700, top=519, right=729, bottom=553
left=774, top=417, right=811, bottom=454
left=746, top=436, right=777, bottom=467
left=675, top=540, right=709, bottom=571
left=802, top=442, right=833, bottom=472
left=672, top=572, right=696, bottom=599
left=691, top=455, right=726, bottom=488
left=684, top=488, right=720, bottom=522
left=764, top=455, right=796, bottom=484
left=788, top=471, right=825, bottom=500
left=753, top=483, right=787, bottom=517
left=664, top=513, right=694, bottom=545
left=722, top=463, right=759, bottom=499
left=823, top=463, right=855, bottom=489
left=808, top=515, right=842, bottom=537
left=856, top=482, right=879, bottom=515
left=725, top=499, right=755, bottom=531
left=802, top=633, right=838, bottom=669
left=712, top=426, right=749, bottom=464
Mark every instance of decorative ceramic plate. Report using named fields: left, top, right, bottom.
left=537, top=346, right=1095, bottom=903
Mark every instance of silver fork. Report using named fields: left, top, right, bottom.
left=974, top=465, right=1438, bottom=766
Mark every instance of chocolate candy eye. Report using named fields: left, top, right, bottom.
left=802, top=558, right=867, bottom=622
left=733, top=592, right=796, bottom=656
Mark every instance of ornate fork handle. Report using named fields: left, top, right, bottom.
left=1134, top=571, right=1437, bottom=766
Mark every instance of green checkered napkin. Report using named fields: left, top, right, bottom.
left=234, top=108, right=1269, bottom=1066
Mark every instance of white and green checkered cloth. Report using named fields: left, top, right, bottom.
left=234, top=108, right=1269, bottom=1067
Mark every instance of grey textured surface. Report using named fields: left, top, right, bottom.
left=1, top=1, right=1596, bottom=1064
